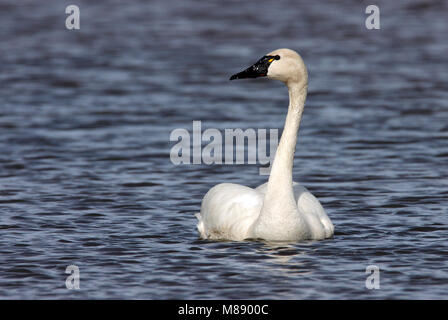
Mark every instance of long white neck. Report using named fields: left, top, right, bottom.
left=267, top=82, right=307, bottom=195
left=254, top=81, right=307, bottom=236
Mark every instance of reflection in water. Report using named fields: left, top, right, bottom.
left=258, top=241, right=314, bottom=275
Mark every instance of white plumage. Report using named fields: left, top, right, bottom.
left=196, top=48, right=334, bottom=241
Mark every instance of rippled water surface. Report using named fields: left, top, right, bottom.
left=0, top=0, right=447, bottom=299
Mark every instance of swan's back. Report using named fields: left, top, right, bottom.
left=197, top=183, right=263, bottom=240
left=197, top=182, right=333, bottom=241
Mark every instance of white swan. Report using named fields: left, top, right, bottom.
left=195, top=48, right=334, bottom=241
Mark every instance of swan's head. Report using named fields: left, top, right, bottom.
left=230, top=48, right=308, bottom=87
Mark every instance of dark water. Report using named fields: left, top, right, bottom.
left=1, top=0, right=447, bottom=299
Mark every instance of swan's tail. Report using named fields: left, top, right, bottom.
left=195, top=213, right=206, bottom=239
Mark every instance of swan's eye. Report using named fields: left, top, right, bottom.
left=267, top=55, right=281, bottom=63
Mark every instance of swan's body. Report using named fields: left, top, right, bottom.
left=196, top=49, right=334, bottom=241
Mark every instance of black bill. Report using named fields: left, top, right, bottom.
left=230, top=55, right=280, bottom=80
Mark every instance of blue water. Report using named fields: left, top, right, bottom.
left=0, top=0, right=447, bottom=299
